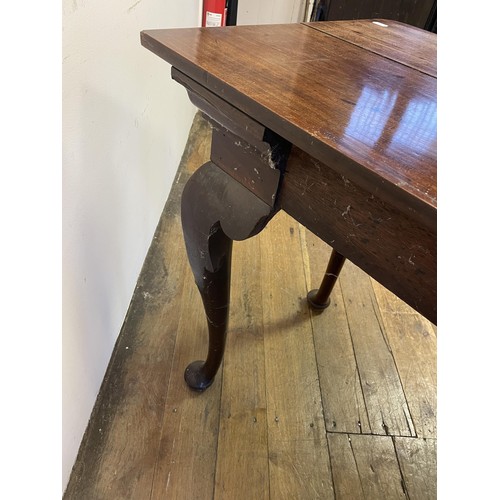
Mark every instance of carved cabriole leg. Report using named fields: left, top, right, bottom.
left=181, top=161, right=278, bottom=391
left=307, top=249, right=346, bottom=310
left=173, top=68, right=291, bottom=390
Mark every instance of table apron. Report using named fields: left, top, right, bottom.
left=172, top=68, right=291, bottom=207
left=280, top=146, right=436, bottom=324
left=172, top=67, right=436, bottom=324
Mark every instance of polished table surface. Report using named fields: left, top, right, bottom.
left=141, top=20, right=436, bottom=390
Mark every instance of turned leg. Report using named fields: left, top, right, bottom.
left=307, top=249, right=346, bottom=310
left=181, top=161, right=277, bottom=391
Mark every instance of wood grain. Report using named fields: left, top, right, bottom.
left=260, top=213, right=334, bottom=499
left=307, top=19, right=436, bottom=76
left=281, top=147, right=436, bottom=323
left=371, top=279, right=437, bottom=438
left=301, top=228, right=370, bottom=434
left=149, top=272, right=222, bottom=499
left=214, top=237, right=270, bottom=500
left=329, top=433, right=406, bottom=499
left=141, top=21, right=436, bottom=217
left=395, top=437, right=437, bottom=499
left=338, top=261, right=415, bottom=437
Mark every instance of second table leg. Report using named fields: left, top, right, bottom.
left=307, top=249, right=346, bottom=310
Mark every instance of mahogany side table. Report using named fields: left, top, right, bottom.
left=141, top=19, right=437, bottom=391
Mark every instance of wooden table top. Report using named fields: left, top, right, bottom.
left=141, top=20, right=436, bottom=227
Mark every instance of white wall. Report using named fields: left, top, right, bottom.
left=237, top=0, right=309, bottom=25
left=62, top=0, right=201, bottom=492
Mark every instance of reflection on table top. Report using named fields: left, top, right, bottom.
left=141, top=20, right=436, bottom=218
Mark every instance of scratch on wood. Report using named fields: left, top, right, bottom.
left=347, top=435, right=366, bottom=497
left=265, top=149, right=277, bottom=169
left=341, top=175, right=351, bottom=186
left=301, top=176, right=316, bottom=195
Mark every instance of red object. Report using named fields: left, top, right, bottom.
left=202, top=0, right=227, bottom=27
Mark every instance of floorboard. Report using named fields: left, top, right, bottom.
left=64, top=113, right=437, bottom=500
left=214, top=237, right=270, bottom=500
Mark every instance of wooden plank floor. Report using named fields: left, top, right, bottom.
left=64, top=113, right=437, bottom=500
